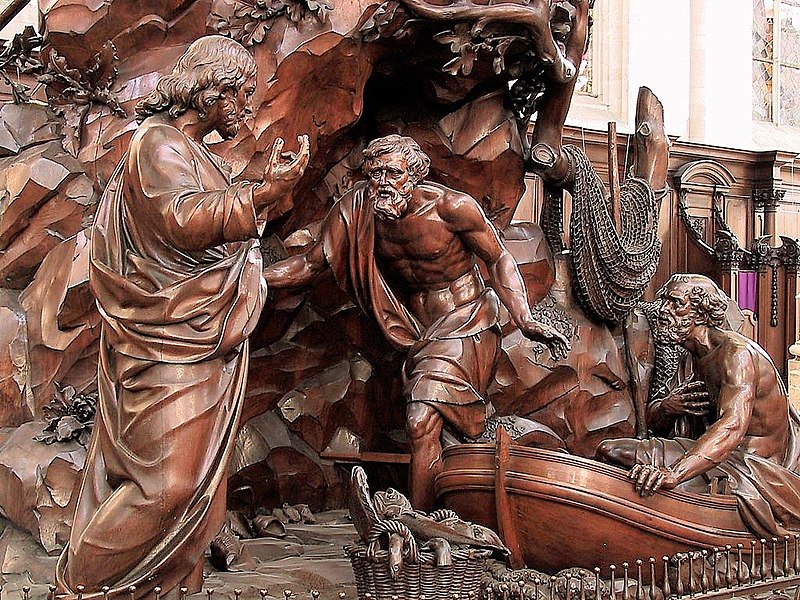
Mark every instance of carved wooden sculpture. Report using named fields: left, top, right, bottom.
left=0, top=0, right=683, bottom=576
left=264, top=134, right=569, bottom=511
left=55, top=36, right=310, bottom=599
left=597, top=274, right=800, bottom=539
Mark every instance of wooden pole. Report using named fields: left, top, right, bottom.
left=494, top=427, right=525, bottom=569
left=608, top=121, right=621, bottom=233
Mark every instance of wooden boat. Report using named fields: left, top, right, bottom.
left=435, top=439, right=757, bottom=576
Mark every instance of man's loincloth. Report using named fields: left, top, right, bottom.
left=322, top=183, right=503, bottom=439
left=404, top=321, right=501, bottom=439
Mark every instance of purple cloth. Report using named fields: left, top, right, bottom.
left=738, top=271, right=757, bottom=312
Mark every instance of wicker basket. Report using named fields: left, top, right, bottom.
left=345, top=518, right=491, bottom=600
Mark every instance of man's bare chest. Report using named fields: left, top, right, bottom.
left=374, top=213, right=462, bottom=263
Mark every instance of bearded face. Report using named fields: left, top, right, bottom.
left=655, top=284, right=696, bottom=345
left=207, top=78, right=256, bottom=140
left=365, top=151, right=416, bottom=220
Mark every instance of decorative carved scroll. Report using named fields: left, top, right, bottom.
left=674, top=159, right=737, bottom=258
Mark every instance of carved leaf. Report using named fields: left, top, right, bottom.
left=48, top=52, right=81, bottom=83
left=85, top=41, right=119, bottom=90
left=92, top=88, right=126, bottom=117
left=55, top=415, right=83, bottom=441
left=55, top=103, right=91, bottom=157
left=285, top=1, right=304, bottom=22
left=433, top=23, right=473, bottom=55
left=62, top=87, right=91, bottom=103
left=242, top=18, right=273, bottom=45
left=235, top=0, right=259, bottom=18
left=442, top=45, right=476, bottom=76
left=360, top=1, right=407, bottom=41
left=442, top=56, right=464, bottom=76
left=492, top=37, right=515, bottom=74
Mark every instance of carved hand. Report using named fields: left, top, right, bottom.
left=255, top=134, right=311, bottom=214
left=629, top=463, right=680, bottom=496
left=659, top=380, right=710, bottom=417
left=519, top=318, right=571, bottom=362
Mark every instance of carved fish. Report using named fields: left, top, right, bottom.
left=393, top=510, right=508, bottom=554
left=348, top=466, right=382, bottom=543
left=387, top=533, right=404, bottom=580
left=423, top=537, right=452, bottom=566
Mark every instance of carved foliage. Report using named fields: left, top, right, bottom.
left=778, top=236, right=800, bottom=274
left=0, top=27, right=43, bottom=104
left=359, top=1, right=412, bottom=42
left=752, top=188, right=786, bottom=212
left=37, top=41, right=124, bottom=156
left=208, top=0, right=332, bottom=46
left=714, top=230, right=745, bottom=271
left=33, top=384, right=96, bottom=447
left=433, top=23, right=529, bottom=77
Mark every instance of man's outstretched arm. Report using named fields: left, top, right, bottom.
left=264, top=239, right=327, bottom=289
left=263, top=197, right=350, bottom=289
left=439, top=191, right=570, bottom=360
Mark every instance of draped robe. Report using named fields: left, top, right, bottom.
left=56, top=121, right=267, bottom=598
left=321, top=184, right=501, bottom=438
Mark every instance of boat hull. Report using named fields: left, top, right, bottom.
left=435, top=444, right=756, bottom=575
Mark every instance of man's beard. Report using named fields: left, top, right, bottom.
left=214, top=99, right=246, bottom=140
left=219, top=113, right=242, bottom=140
left=369, top=184, right=411, bottom=220
left=654, top=313, right=694, bottom=345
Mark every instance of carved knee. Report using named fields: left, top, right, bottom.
left=406, top=403, right=442, bottom=445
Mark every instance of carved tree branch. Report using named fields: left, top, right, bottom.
left=399, top=0, right=577, bottom=83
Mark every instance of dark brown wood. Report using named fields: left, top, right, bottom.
left=321, top=451, right=411, bottom=464
left=608, top=121, right=621, bottom=232
left=494, top=427, right=525, bottom=570
left=0, top=0, right=31, bottom=34
left=437, top=444, right=755, bottom=577
left=1, top=0, right=798, bottom=593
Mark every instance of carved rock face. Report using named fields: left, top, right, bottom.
left=0, top=293, right=30, bottom=428
left=489, top=227, right=636, bottom=457
left=0, top=421, right=86, bottom=553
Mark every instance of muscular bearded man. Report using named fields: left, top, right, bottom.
left=597, top=274, right=800, bottom=538
left=265, top=134, right=569, bottom=510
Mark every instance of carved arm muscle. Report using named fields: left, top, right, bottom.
left=263, top=240, right=327, bottom=289
left=669, top=350, right=756, bottom=483
left=441, top=193, right=534, bottom=328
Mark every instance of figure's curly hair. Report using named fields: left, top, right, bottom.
left=363, top=135, right=431, bottom=183
left=135, top=35, right=257, bottom=123
left=662, top=274, right=729, bottom=328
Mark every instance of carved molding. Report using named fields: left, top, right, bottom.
left=677, top=189, right=713, bottom=256
left=747, top=235, right=774, bottom=272
left=714, top=230, right=745, bottom=271
left=779, top=236, right=800, bottom=274
left=752, top=188, right=786, bottom=213
left=673, top=159, right=736, bottom=194
left=674, top=160, right=739, bottom=262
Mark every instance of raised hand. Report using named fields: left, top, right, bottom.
left=660, top=380, right=710, bottom=417
left=519, top=319, right=571, bottom=362
left=263, top=134, right=310, bottom=188
left=255, top=134, right=311, bottom=214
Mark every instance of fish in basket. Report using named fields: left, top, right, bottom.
left=345, top=466, right=508, bottom=600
